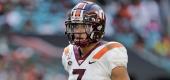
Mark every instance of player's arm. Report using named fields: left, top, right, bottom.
left=104, top=42, right=129, bottom=80
left=111, top=66, right=130, bottom=80
left=62, top=46, right=69, bottom=71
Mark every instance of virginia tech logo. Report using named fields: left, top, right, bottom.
left=68, top=60, right=72, bottom=66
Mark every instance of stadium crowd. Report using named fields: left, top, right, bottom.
left=0, top=0, right=170, bottom=80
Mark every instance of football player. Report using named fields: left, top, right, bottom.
left=62, top=1, right=130, bottom=80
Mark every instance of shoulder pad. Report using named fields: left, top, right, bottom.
left=93, top=42, right=124, bottom=60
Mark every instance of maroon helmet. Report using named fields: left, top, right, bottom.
left=65, top=1, right=106, bottom=47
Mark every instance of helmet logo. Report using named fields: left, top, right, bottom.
left=92, top=17, right=96, bottom=21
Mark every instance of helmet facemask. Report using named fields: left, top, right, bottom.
left=65, top=22, right=94, bottom=47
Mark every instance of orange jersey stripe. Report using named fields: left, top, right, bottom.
left=93, top=43, right=123, bottom=60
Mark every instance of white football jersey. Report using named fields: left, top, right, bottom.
left=62, top=41, right=128, bottom=80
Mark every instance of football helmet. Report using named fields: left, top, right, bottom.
left=65, top=1, right=106, bottom=47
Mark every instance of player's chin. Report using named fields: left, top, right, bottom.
left=74, top=39, right=89, bottom=47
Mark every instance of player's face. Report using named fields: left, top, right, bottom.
left=73, top=24, right=88, bottom=42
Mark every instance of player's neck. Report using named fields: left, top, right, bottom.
left=79, top=42, right=99, bottom=56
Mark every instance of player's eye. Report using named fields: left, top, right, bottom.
left=84, top=24, right=92, bottom=34
left=66, top=24, right=73, bottom=33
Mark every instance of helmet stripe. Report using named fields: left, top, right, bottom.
left=77, top=3, right=86, bottom=9
left=75, top=10, right=81, bottom=17
left=74, top=3, right=87, bottom=17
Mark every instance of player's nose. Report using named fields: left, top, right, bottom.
left=74, top=26, right=85, bottom=33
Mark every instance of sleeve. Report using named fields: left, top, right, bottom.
left=62, top=46, right=69, bottom=71
left=106, top=46, right=128, bottom=71
left=62, top=52, right=67, bottom=71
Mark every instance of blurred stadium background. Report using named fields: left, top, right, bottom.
left=0, top=0, right=170, bottom=80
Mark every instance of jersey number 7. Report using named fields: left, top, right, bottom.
left=72, top=69, right=86, bottom=80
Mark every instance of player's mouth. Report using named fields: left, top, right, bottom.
left=74, top=38, right=86, bottom=42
